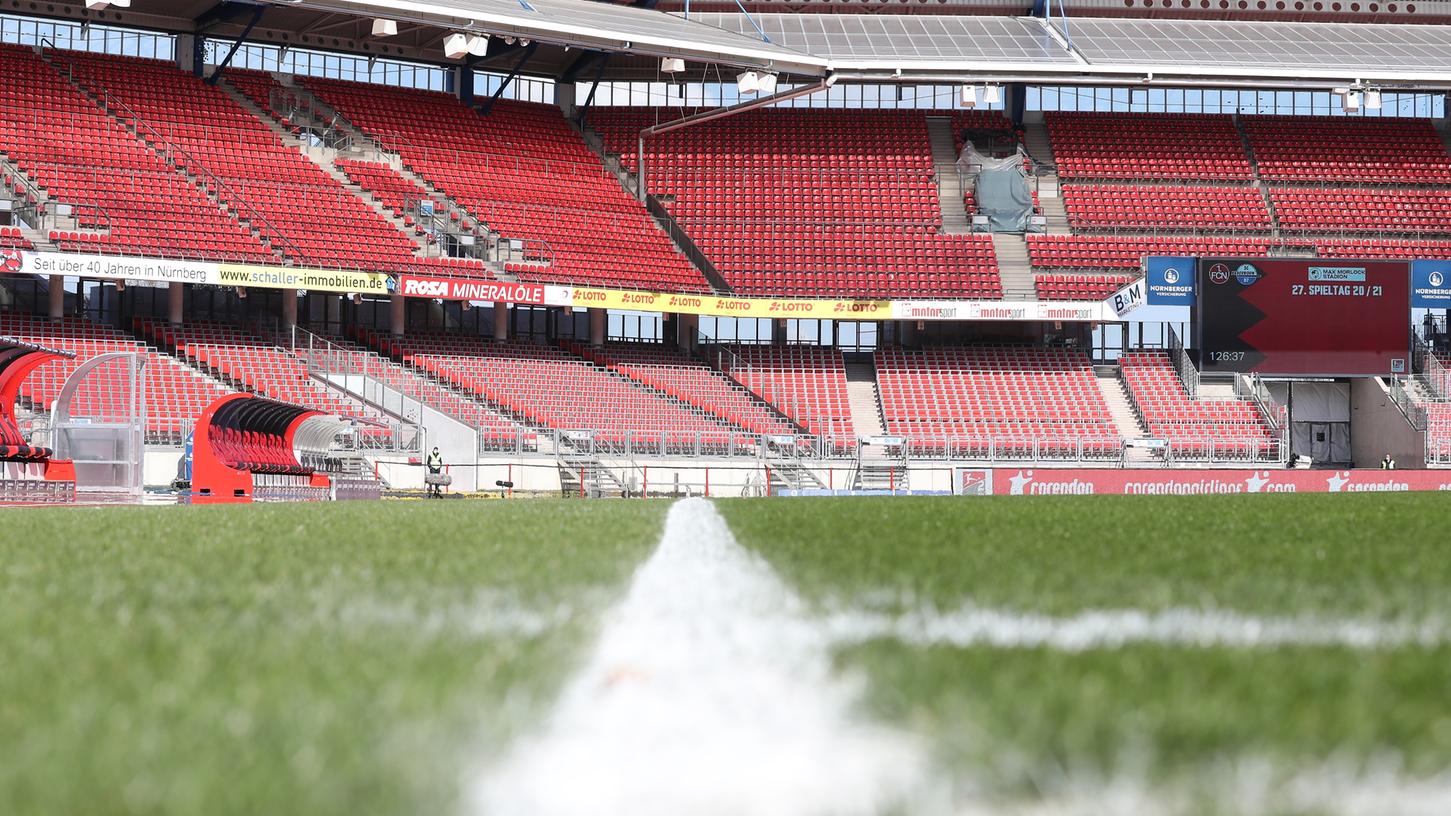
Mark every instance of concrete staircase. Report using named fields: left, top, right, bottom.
left=925, top=116, right=974, bottom=234
left=1095, top=366, right=1156, bottom=465
left=843, top=354, right=908, bottom=491
left=1022, top=120, right=1070, bottom=236
left=844, top=355, right=885, bottom=438
left=992, top=233, right=1038, bottom=299
left=216, top=78, right=450, bottom=262
left=1232, top=115, right=1282, bottom=238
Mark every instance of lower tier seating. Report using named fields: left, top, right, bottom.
left=366, top=333, right=744, bottom=448
left=1034, top=275, right=1134, bottom=300
left=1119, top=351, right=1277, bottom=456
left=319, top=329, right=526, bottom=446
left=713, top=345, right=854, bottom=443
left=136, top=319, right=382, bottom=425
left=1315, top=239, right=1451, bottom=260
left=573, top=342, right=799, bottom=437
left=1026, top=235, right=1276, bottom=271
left=0, top=311, right=229, bottom=439
left=876, top=346, right=1120, bottom=455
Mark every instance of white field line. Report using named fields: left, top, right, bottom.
left=468, top=497, right=932, bottom=816
left=824, top=604, right=1449, bottom=652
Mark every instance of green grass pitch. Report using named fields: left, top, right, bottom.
left=3, top=494, right=1450, bottom=815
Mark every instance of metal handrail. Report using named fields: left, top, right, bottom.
left=40, top=41, right=306, bottom=265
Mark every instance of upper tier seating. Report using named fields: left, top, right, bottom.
left=59, top=52, right=427, bottom=274
left=0, top=311, right=229, bottom=439
left=1026, top=235, right=1277, bottom=270
left=367, top=333, right=742, bottom=447
left=221, top=69, right=302, bottom=132
left=875, top=346, right=1120, bottom=456
left=1062, top=184, right=1271, bottom=231
left=1045, top=112, right=1253, bottom=181
left=0, top=45, right=274, bottom=263
left=333, top=159, right=441, bottom=221
left=136, top=319, right=383, bottom=425
left=1120, top=350, right=1278, bottom=457
left=1244, top=116, right=1451, bottom=183
left=713, top=345, right=854, bottom=443
left=300, top=79, right=708, bottom=292
left=1271, top=187, right=1451, bottom=235
left=951, top=110, right=1020, bottom=155
left=590, top=108, right=1002, bottom=298
left=573, top=342, right=799, bottom=437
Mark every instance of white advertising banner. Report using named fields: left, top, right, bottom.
left=1, top=249, right=391, bottom=294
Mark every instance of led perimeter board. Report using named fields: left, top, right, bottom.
left=1195, top=258, right=1410, bottom=377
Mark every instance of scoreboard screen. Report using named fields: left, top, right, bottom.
left=1195, top=258, right=1410, bottom=377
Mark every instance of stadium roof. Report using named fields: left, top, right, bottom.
left=697, top=13, right=1451, bottom=85
left=279, top=0, right=828, bottom=74
left=21, top=0, right=1451, bottom=88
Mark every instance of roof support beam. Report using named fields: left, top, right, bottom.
left=575, top=54, right=611, bottom=128
left=560, top=50, right=609, bottom=84
left=206, top=4, right=265, bottom=85
left=478, top=41, right=539, bottom=116
left=637, top=73, right=837, bottom=201
left=194, top=1, right=257, bottom=32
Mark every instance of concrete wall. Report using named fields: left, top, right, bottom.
left=1350, top=377, right=1426, bottom=469
left=323, top=373, right=480, bottom=492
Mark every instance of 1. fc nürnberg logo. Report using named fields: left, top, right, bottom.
left=0, top=248, right=22, bottom=274
left=1208, top=263, right=1231, bottom=285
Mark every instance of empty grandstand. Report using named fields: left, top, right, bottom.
left=0, top=0, right=1447, bottom=490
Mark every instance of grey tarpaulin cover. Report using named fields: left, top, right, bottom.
left=956, top=143, right=1040, bottom=233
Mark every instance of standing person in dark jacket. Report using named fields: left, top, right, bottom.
left=426, top=447, right=445, bottom=497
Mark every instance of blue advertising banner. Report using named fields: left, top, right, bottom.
left=1145, top=256, right=1196, bottom=306
left=1412, top=260, right=1451, bottom=308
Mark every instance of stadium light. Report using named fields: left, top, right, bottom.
left=758, top=73, right=779, bottom=95
left=1365, top=89, right=1383, bottom=110
left=84, top=0, right=109, bottom=9
left=443, top=33, right=470, bottom=59
left=983, top=84, right=1002, bottom=105
left=371, top=19, right=398, bottom=37
left=736, top=71, right=761, bottom=95
left=661, top=57, right=686, bottom=74
left=959, top=85, right=979, bottom=109
left=1342, top=90, right=1362, bottom=112
left=467, top=35, right=489, bottom=56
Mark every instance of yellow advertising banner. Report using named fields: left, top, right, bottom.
left=567, top=288, right=893, bottom=319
